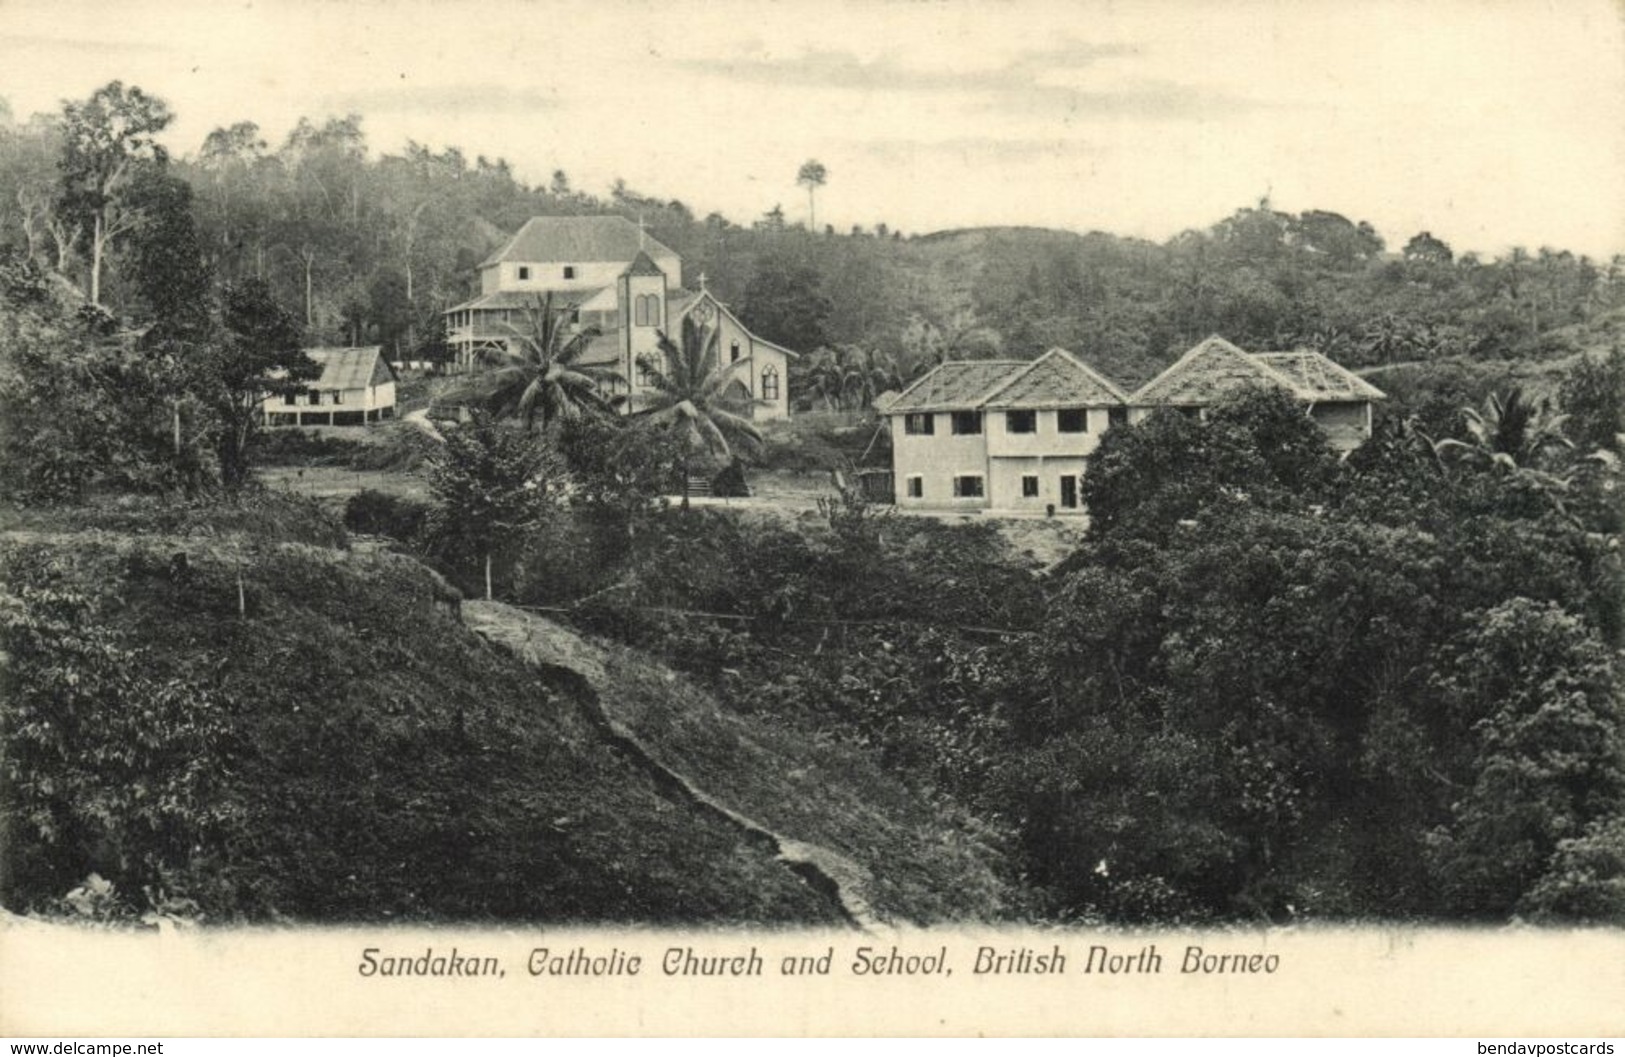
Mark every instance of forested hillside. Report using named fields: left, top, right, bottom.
left=3, top=83, right=1622, bottom=411
left=2, top=81, right=1623, bottom=928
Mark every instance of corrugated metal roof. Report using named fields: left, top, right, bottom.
left=885, top=360, right=1028, bottom=412
left=480, top=216, right=678, bottom=267
left=984, top=347, right=1130, bottom=408
left=576, top=331, right=624, bottom=367
left=306, top=347, right=394, bottom=391
left=446, top=287, right=613, bottom=313
left=1253, top=351, right=1386, bottom=401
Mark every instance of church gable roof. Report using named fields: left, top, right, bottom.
left=481, top=216, right=678, bottom=267
left=621, top=250, right=667, bottom=278
left=886, top=360, right=1028, bottom=413
left=1252, top=350, right=1386, bottom=401
left=1131, top=335, right=1297, bottom=406
left=983, top=347, right=1129, bottom=408
left=668, top=289, right=800, bottom=359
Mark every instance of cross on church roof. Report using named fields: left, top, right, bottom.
left=698, top=271, right=707, bottom=291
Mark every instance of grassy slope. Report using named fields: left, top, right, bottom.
left=0, top=507, right=840, bottom=926
left=464, top=603, right=1020, bottom=926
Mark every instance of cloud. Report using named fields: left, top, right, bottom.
left=680, top=39, right=1267, bottom=120
left=317, top=82, right=564, bottom=116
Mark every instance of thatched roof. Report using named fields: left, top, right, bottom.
left=1131, top=335, right=1299, bottom=406
left=1253, top=350, right=1386, bottom=401
left=984, top=347, right=1130, bottom=408
left=1133, top=337, right=1385, bottom=406
left=885, top=360, right=1029, bottom=413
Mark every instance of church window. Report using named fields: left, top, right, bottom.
left=1057, top=408, right=1088, bottom=433
left=635, top=294, right=660, bottom=327
left=951, top=411, right=982, bottom=435
left=517, top=266, right=531, bottom=280
left=761, top=365, right=780, bottom=401
left=1006, top=410, right=1037, bottom=433
left=730, top=340, right=741, bottom=363
left=904, top=413, right=934, bottom=435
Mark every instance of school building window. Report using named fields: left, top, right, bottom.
left=951, top=411, right=983, bottom=435
left=953, top=475, right=985, bottom=498
left=1021, top=475, right=1039, bottom=497
left=517, top=266, right=531, bottom=280
left=563, top=265, right=576, bottom=279
left=1057, top=408, right=1088, bottom=433
left=1006, top=410, right=1037, bottom=433
left=904, top=413, right=934, bottom=435
left=906, top=476, right=923, bottom=498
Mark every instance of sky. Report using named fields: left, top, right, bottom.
left=1, top=0, right=1622, bottom=259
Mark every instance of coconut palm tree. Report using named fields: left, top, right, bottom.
left=637, top=314, right=764, bottom=507
left=479, top=291, right=617, bottom=432
left=1434, top=387, right=1573, bottom=471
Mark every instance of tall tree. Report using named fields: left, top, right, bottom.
left=429, top=414, right=559, bottom=600
left=194, top=121, right=270, bottom=280
left=479, top=292, right=615, bottom=431
left=201, top=278, right=317, bottom=490
left=57, top=81, right=174, bottom=306
left=637, top=315, right=764, bottom=507
left=740, top=252, right=832, bottom=352
left=0, top=117, right=77, bottom=272
left=796, top=159, right=827, bottom=230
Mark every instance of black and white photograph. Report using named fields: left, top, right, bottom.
left=0, top=0, right=1622, bottom=1040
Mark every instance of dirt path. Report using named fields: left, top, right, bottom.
left=462, top=600, right=880, bottom=930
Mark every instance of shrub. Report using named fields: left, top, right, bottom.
left=344, top=489, right=431, bottom=543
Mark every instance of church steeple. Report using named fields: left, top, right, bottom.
left=622, top=250, right=665, bottom=278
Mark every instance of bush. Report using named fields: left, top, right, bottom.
left=343, top=489, right=431, bottom=543
left=1519, top=815, right=1625, bottom=923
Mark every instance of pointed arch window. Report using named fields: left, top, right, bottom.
left=634, top=294, right=660, bottom=327
left=760, top=364, right=780, bottom=401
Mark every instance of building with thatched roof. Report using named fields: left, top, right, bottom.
left=1129, top=335, right=1385, bottom=451
left=885, top=337, right=1381, bottom=513
left=443, top=216, right=796, bottom=420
